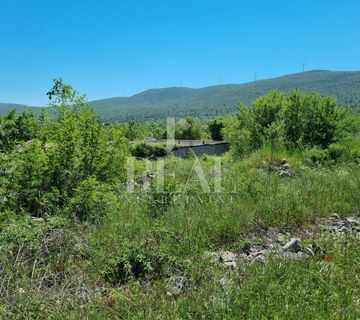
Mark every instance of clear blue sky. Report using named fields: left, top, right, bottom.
left=1, top=0, right=360, bottom=106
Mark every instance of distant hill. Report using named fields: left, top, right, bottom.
left=2, top=70, right=360, bottom=122
left=89, top=70, right=360, bottom=121
left=0, top=103, right=36, bottom=115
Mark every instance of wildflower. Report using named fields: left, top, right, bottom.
left=324, top=255, right=331, bottom=262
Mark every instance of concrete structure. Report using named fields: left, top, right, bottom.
left=143, top=138, right=229, bottom=157
left=172, top=141, right=229, bottom=157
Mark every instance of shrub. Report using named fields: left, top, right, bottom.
left=68, top=177, right=118, bottom=224
left=148, top=176, right=177, bottom=217
left=176, top=117, right=202, bottom=140
left=327, top=143, right=345, bottom=161
left=0, top=109, right=39, bottom=153
left=104, top=245, right=173, bottom=285
left=284, top=90, right=339, bottom=149
left=0, top=79, right=129, bottom=217
left=303, top=147, right=329, bottom=167
left=208, top=118, right=225, bottom=140
left=132, top=143, right=167, bottom=159
left=226, top=89, right=344, bottom=158
left=350, top=147, right=360, bottom=164
left=0, top=216, right=74, bottom=273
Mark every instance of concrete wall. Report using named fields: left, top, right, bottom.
left=173, top=143, right=229, bottom=157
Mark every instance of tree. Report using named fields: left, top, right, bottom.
left=1, top=79, right=129, bottom=216
left=124, top=121, right=138, bottom=140
left=225, top=89, right=343, bottom=158
left=300, top=93, right=339, bottom=148
left=284, top=90, right=339, bottom=149
left=208, top=118, right=225, bottom=140
left=0, top=109, right=39, bottom=153
left=176, top=117, right=202, bottom=140
left=223, top=104, right=254, bottom=157
left=283, top=89, right=304, bottom=149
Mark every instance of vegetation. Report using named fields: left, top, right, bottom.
left=175, top=117, right=202, bottom=140
left=1, top=81, right=360, bottom=318
left=208, top=117, right=225, bottom=140
left=224, top=89, right=350, bottom=158
left=131, top=143, right=168, bottom=159
left=3, top=70, right=360, bottom=122
left=86, top=70, right=360, bottom=122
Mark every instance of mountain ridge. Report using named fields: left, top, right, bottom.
left=2, top=70, right=360, bottom=121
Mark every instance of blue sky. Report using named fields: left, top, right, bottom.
left=1, top=0, right=360, bottom=106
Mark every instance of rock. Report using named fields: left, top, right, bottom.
left=277, top=233, right=287, bottom=244
left=339, top=226, right=349, bottom=233
left=252, top=250, right=265, bottom=258
left=219, top=251, right=236, bottom=262
left=346, top=217, right=359, bottom=226
left=30, top=216, right=45, bottom=223
left=219, top=251, right=237, bottom=269
left=223, top=261, right=237, bottom=269
left=282, top=238, right=303, bottom=253
left=167, top=276, right=188, bottom=296
left=304, top=246, right=315, bottom=256
left=331, top=213, right=340, bottom=220
left=253, top=255, right=266, bottom=264
left=281, top=163, right=290, bottom=169
left=279, top=252, right=306, bottom=260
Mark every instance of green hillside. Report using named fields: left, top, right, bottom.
left=89, top=70, right=360, bottom=121
left=2, top=70, right=360, bottom=121
left=0, top=103, right=36, bottom=114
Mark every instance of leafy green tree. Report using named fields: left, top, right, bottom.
left=176, top=117, right=202, bottom=140
left=124, top=121, right=138, bottom=140
left=223, top=104, right=253, bottom=157
left=226, top=89, right=343, bottom=158
left=252, top=90, right=284, bottom=130
left=283, top=89, right=304, bottom=149
left=284, top=90, right=339, bottom=149
left=208, top=118, right=225, bottom=140
left=0, top=109, right=39, bottom=153
left=0, top=79, right=129, bottom=216
left=300, top=93, right=339, bottom=148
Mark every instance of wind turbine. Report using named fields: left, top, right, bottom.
left=302, top=63, right=306, bottom=72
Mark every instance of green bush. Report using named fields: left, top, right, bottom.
left=208, top=118, right=225, bottom=140
left=68, top=177, right=118, bottom=224
left=350, top=147, right=360, bottom=164
left=148, top=176, right=177, bottom=217
left=132, top=143, right=167, bottom=159
left=226, top=89, right=343, bottom=158
left=0, top=216, right=75, bottom=277
left=0, top=79, right=129, bottom=217
left=0, top=109, right=39, bottom=153
left=327, top=143, right=345, bottom=161
left=303, top=147, right=329, bottom=167
left=104, top=245, right=174, bottom=285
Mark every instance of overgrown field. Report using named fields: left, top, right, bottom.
left=0, top=80, right=360, bottom=319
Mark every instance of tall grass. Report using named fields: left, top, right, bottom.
left=1, top=151, right=360, bottom=318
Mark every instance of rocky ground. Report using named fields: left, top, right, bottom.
left=208, top=213, right=360, bottom=269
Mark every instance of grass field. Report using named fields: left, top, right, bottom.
left=1, top=150, right=360, bottom=319
left=1, top=83, right=360, bottom=318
